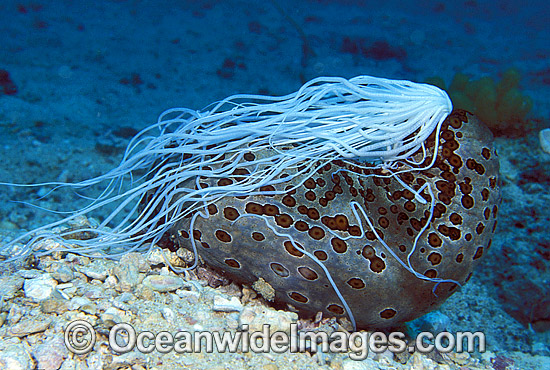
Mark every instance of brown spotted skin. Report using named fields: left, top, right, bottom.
left=169, top=110, right=500, bottom=329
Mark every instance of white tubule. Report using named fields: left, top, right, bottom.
left=0, top=75, right=452, bottom=264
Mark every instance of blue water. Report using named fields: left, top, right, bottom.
left=1, top=0, right=549, bottom=362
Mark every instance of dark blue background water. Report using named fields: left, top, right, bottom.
left=1, top=0, right=549, bottom=363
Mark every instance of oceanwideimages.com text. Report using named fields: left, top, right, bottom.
left=65, top=320, right=486, bottom=360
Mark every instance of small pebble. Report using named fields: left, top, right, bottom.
left=112, top=260, right=140, bottom=292
left=147, top=248, right=185, bottom=267
left=56, top=282, right=74, bottom=290
left=77, top=264, right=108, bottom=281
left=141, top=275, right=184, bottom=292
left=0, top=344, right=32, bottom=370
left=86, top=352, right=105, bottom=370
left=532, top=342, right=550, bottom=356
left=24, top=273, right=58, bottom=301
left=58, top=358, right=76, bottom=370
left=239, top=305, right=297, bottom=334
left=252, top=277, right=275, bottom=302
left=32, top=336, right=68, bottom=370
left=82, top=285, right=104, bottom=300
left=111, top=299, right=130, bottom=311
left=213, top=295, right=243, bottom=312
left=539, top=128, right=550, bottom=154
left=134, top=285, right=155, bottom=300
left=8, top=317, right=53, bottom=337
left=122, top=252, right=150, bottom=273
left=117, top=292, right=135, bottom=303
left=177, top=289, right=201, bottom=303
left=101, top=307, right=125, bottom=324
left=162, top=307, right=175, bottom=322
left=64, top=254, right=90, bottom=265
left=18, top=269, right=43, bottom=279
left=69, top=296, right=97, bottom=315
left=49, top=262, right=75, bottom=283
left=69, top=296, right=92, bottom=310
left=7, top=304, right=25, bottom=325
left=408, top=352, right=439, bottom=369
left=0, top=275, right=24, bottom=300
left=226, top=313, right=240, bottom=330
left=408, top=310, right=450, bottom=335
left=41, top=295, right=69, bottom=314
left=103, top=275, right=118, bottom=288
